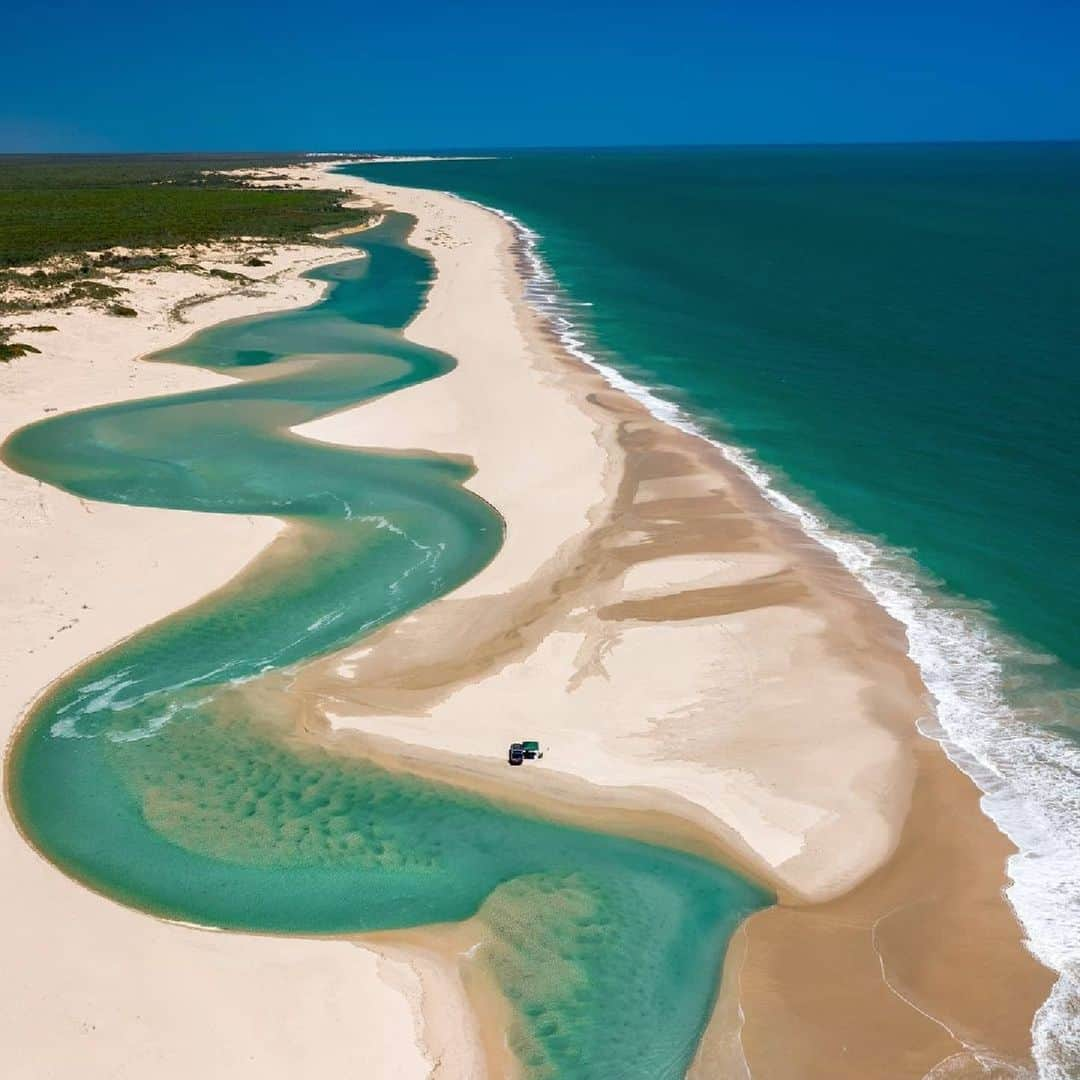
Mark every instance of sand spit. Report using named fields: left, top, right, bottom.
left=287, top=162, right=1053, bottom=1075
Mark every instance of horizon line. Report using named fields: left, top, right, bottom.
left=3, top=136, right=1080, bottom=159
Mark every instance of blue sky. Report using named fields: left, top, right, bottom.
left=3, top=0, right=1078, bottom=151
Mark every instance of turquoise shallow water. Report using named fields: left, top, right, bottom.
left=4, top=213, right=767, bottom=1078
left=345, top=146, right=1080, bottom=1074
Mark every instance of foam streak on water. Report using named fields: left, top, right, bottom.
left=466, top=194, right=1080, bottom=1078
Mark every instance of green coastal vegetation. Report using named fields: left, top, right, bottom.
left=0, top=152, right=375, bottom=360
left=0, top=153, right=371, bottom=267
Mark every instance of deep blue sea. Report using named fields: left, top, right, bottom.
left=344, top=145, right=1080, bottom=1076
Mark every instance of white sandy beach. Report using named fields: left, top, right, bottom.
left=1, top=160, right=1052, bottom=1078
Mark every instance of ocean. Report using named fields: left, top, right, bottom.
left=343, top=144, right=1080, bottom=1076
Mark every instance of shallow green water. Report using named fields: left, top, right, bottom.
left=4, top=213, right=767, bottom=1078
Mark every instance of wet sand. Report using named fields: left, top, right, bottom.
left=693, top=738, right=1054, bottom=1077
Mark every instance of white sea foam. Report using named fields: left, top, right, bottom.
left=105, top=693, right=217, bottom=744
left=466, top=195, right=1079, bottom=1077
left=50, top=663, right=238, bottom=739
left=307, top=609, right=345, bottom=633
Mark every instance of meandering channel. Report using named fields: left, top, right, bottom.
left=4, top=214, right=768, bottom=1079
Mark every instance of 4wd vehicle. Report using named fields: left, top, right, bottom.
left=507, top=742, right=525, bottom=766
